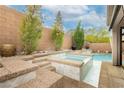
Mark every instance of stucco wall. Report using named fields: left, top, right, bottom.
left=0, top=6, right=72, bottom=53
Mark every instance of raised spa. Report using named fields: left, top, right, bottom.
left=49, top=53, right=93, bottom=81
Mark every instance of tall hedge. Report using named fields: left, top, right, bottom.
left=20, top=5, right=42, bottom=55
left=73, top=21, right=84, bottom=49
left=52, top=11, right=64, bottom=50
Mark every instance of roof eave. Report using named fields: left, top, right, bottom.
left=109, top=5, right=121, bottom=31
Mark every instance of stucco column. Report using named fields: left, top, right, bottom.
left=112, top=26, right=122, bottom=66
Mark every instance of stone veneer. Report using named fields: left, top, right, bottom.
left=49, top=56, right=93, bottom=81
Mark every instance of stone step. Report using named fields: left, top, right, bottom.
left=22, top=55, right=34, bottom=61
left=34, top=61, right=51, bottom=68
left=0, top=60, right=38, bottom=82
left=17, top=70, right=63, bottom=88
left=40, top=65, right=56, bottom=72
left=32, top=57, right=48, bottom=63
left=33, top=61, right=56, bottom=72
left=47, top=66, right=56, bottom=71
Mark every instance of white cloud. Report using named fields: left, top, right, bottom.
left=42, top=5, right=106, bottom=29
left=43, top=5, right=89, bottom=14
left=42, top=5, right=89, bottom=20
left=82, top=11, right=106, bottom=28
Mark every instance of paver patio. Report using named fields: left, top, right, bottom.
left=99, top=62, right=124, bottom=88
left=1, top=54, right=124, bottom=88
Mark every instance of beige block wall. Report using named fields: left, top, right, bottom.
left=0, top=6, right=72, bottom=53
left=89, top=43, right=124, bottom=53
left=89, top=43, right=112, bottom=53
left=62, top=34, right=72, bottom=50
left=0, top=6, right=23, bottom=52
left=37, top=28, right=55, bottom=50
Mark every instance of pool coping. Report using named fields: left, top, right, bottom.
left=48, top=58, right=84, bottom=67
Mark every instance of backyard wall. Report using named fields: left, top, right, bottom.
left=0, top=6, right=72, bottom=53
left=89, top=43, right=124, bottom=53
left=2, top=5, right=124, bottom=53
left=0, top=6, right=23, bottom=52
left=37, top=28, right=72, bottom=51
left=89, top=43, right=112, bottom=53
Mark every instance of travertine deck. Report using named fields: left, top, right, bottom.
left=1, top=55, right=124, bottom=88
left=0, top=58, right=38, bottom=82
left=17, top=68, right=64, bottom=88
left=17, top=68, right=94, bottom=88
left=99, top=62, right=124, bottom=88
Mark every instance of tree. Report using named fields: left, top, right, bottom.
left=73, top=21, right=84, bottom=49
left=52, top=11, right=64, bottom=50
left=20, top=5, right=42, bottom=55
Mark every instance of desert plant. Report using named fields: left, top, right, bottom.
left=20, top=5, right=42, bottom=55
left=52, top=11, right=64, bottom=50
left=73, top=21, right=84, bottom=49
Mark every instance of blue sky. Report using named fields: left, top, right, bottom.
left=9, top=5, right=107, bottom=31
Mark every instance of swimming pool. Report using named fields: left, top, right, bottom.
left=92, top=53, right=112, bottom=62
left=54, top=53, right=112, bottom=62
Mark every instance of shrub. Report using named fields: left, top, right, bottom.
left=73, top=21, right=84, bottom=49
left=20, top=5, right=42, bottom=55
left=52, top=11, right=64, bottom=50
left=85, top=28, right=110, bottom=43
left=85, top=35, right=110, bottom=43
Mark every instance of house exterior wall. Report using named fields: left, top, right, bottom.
left=0, top=6, right=72, bottom=53
left=107, top=5, right=114, bottom=26
left=107, top=5, right=124, bottom=66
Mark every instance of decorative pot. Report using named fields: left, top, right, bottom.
left=1, top=44, right=16, bottom=57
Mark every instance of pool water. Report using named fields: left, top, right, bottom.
left=92, top=53, right=112, bottom=62
left=66, top=53, right=113, bottom=62
left=60, top=54, right=86, bottom=61
left=55, top=53, right=89, bottom=62
left=56, top=53, right=113, bottom=62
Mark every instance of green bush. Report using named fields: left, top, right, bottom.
left=20, top=5, right=42, bottom=55
left=73, top=21, right=84, bottom=49
left=52, top=11, right=64, bottom=50
left=85, top=35, right=110, bottom=43
left=85, top=28, right=110, bottom=43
